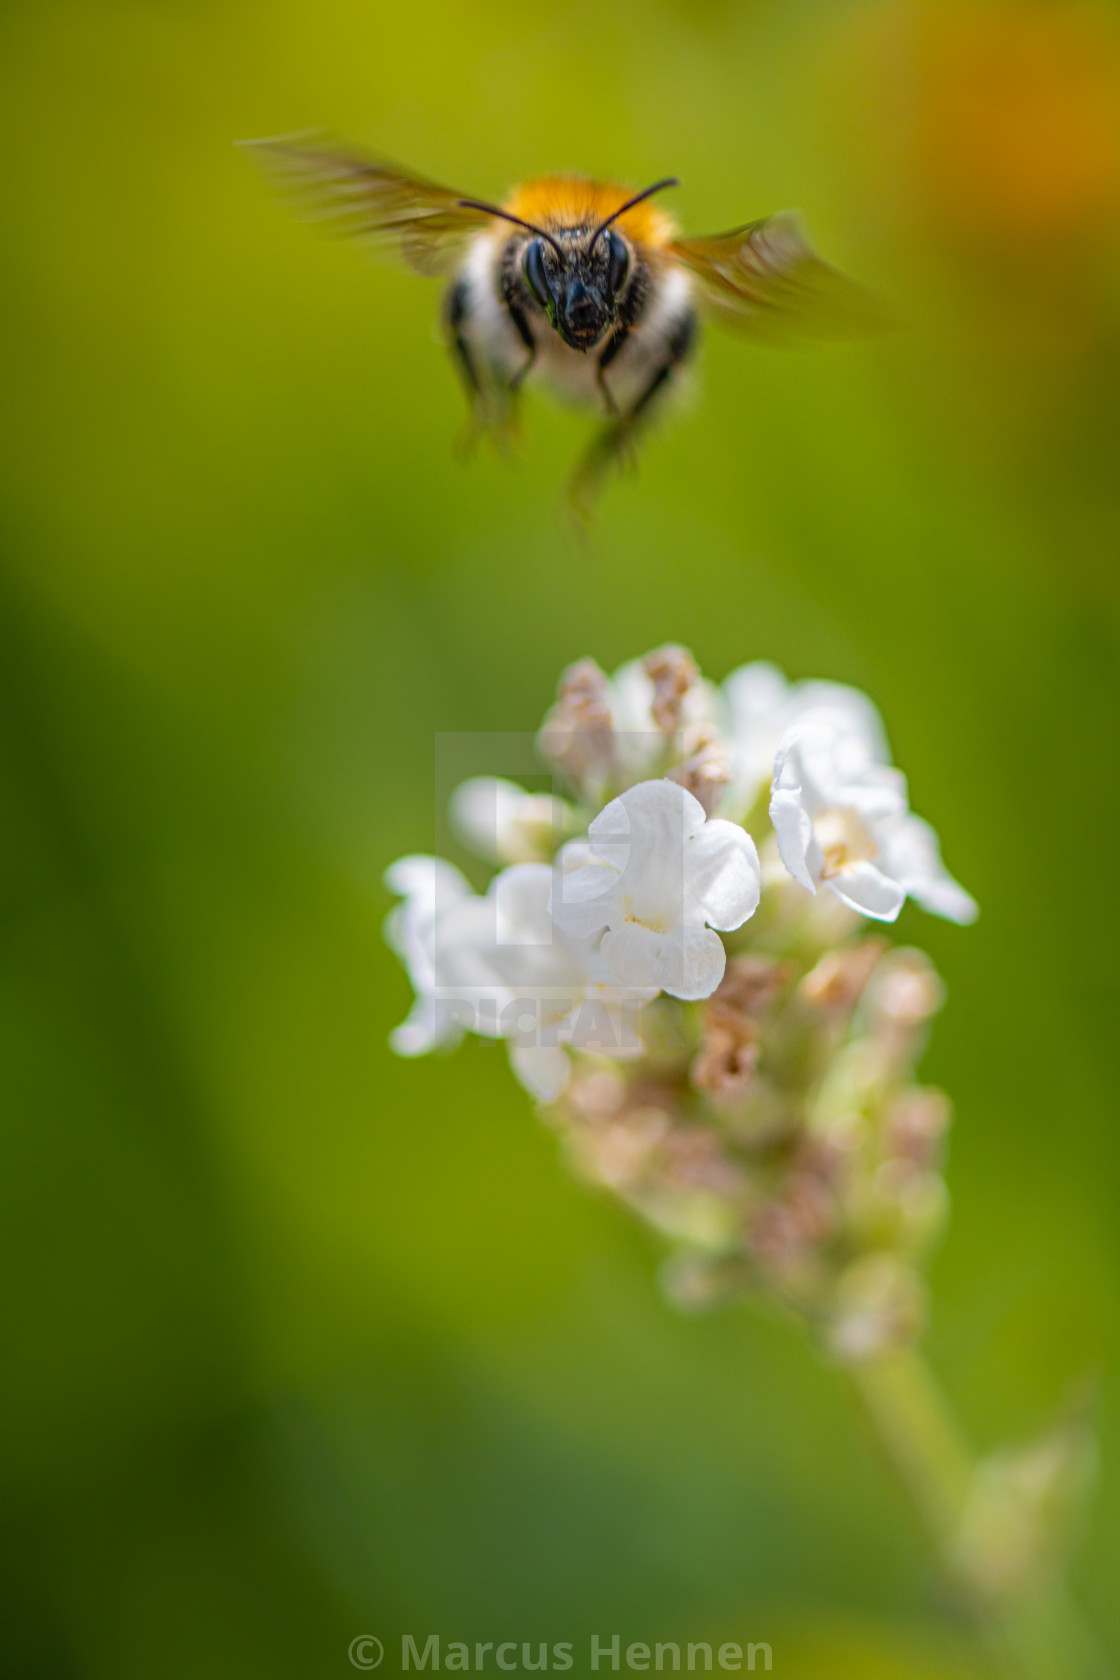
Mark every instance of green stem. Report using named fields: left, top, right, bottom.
left=853, top=1344, right=973, bottom=1546
left=850, top=1347, right=1113, bottom=1680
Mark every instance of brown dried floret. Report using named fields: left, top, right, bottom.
left=715, top=955, right=791, bottom=1016
left=883, top=1088, right=952, bottom=1167
left=691, top=1007, right=759, bottom=1100
left=800, top=939, right=887, bottom=1013
left=656, top=1125, right=746, bottom=1195
left=538, top=657, right=616, bottom=788
left=750, top=1171, right=837, bottom=1269
left=667, top=724, right=732, bottom=817
left=644, top=644, right=699, bottom=734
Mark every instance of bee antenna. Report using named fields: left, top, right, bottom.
left=457, top=199, right=566, bottom=259
left=591, top=177, right=680, bottom=244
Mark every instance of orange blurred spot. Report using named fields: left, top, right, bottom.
left=914, top=2, right=1120, bottom=243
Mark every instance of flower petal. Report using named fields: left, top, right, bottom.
left=880, top=814, right=979, bottom=925
left=598, top=922, right=672, bottom=990
left=723, top=660, right=789, bottom=723
left=687, top=820, right=762, bottom=931
left=383, top=854, right=471, bottom=905
left=599, top=920, right=727, bottom=1001
left=549, top=862, right=619, bottom=938
left=509, top=1044, right=572, bottom=1101
left=788, top=680, right=890, bottom=763
left=769, top=786, right=818, bottom=892
left=390, top=994, right=462, bottom=1056
left=383, top=854, right=473, bottom=990
left=449, top=777, right=568, bottom=865
left=555, top=838, right=598, bottom=873
left=589, top=777, right=706, bottom=851
left=591, top=780, right=709, bottom=926
left=826, top=860, right=906, bottom=922
left=910, top=873, right=979, bottom=925
left=780, top=717, right=906, bottom=817
left=678, top=925, right=729, bottom=1000
left=493, top=862, right=557, bottom=946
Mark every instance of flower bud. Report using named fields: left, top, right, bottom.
left=800, top=939, right=887, bottom=1014
left=644, top=644, right=700, bottom=734
left=952, top=1418, right=1099, bottom=1605
left=827, top=1255, right=928, bottom=1360
left=537, top=657, right=617, bottom=795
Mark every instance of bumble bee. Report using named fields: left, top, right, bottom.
left=250, top=139, right=882, bottom=505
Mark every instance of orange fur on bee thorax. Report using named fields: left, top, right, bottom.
left=503, top=176, right=677, bottom=246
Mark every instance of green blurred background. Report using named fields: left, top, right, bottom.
left=2, top=1, right=1120, bottom=1674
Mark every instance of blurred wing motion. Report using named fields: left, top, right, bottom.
left=670, top=212, right=889, bottom=344
left=243, top=136, right=491, bottom=276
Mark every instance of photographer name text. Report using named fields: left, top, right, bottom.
left=396, top=1636, right=771, bottom=1672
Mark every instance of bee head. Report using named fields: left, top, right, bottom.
left=460, top=178, right=678, bottom=353
left=521, top=227, right=629, bottom=350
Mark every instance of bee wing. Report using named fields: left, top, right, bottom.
left=244, top=135, right=493, bottom=277
left=669, top=212, right=889, bottom=343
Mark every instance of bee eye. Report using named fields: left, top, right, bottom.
left=606, top=229, right=629, bottom=295
left=523, top=238, right=551, bottom=307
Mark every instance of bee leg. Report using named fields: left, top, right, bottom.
left=444, top=278, right=482, bottom=407
left=505, top=296, right=537, bottom=392
left=595, top=326, right=629, bottom=418
left=444, top=279, right=492, bottom=460
left=569, top=311, right=696, bottom=514
left=445, top=277, right=518, bottom=459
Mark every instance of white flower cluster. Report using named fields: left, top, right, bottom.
left=385, top=650, right=976, bottom=1101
